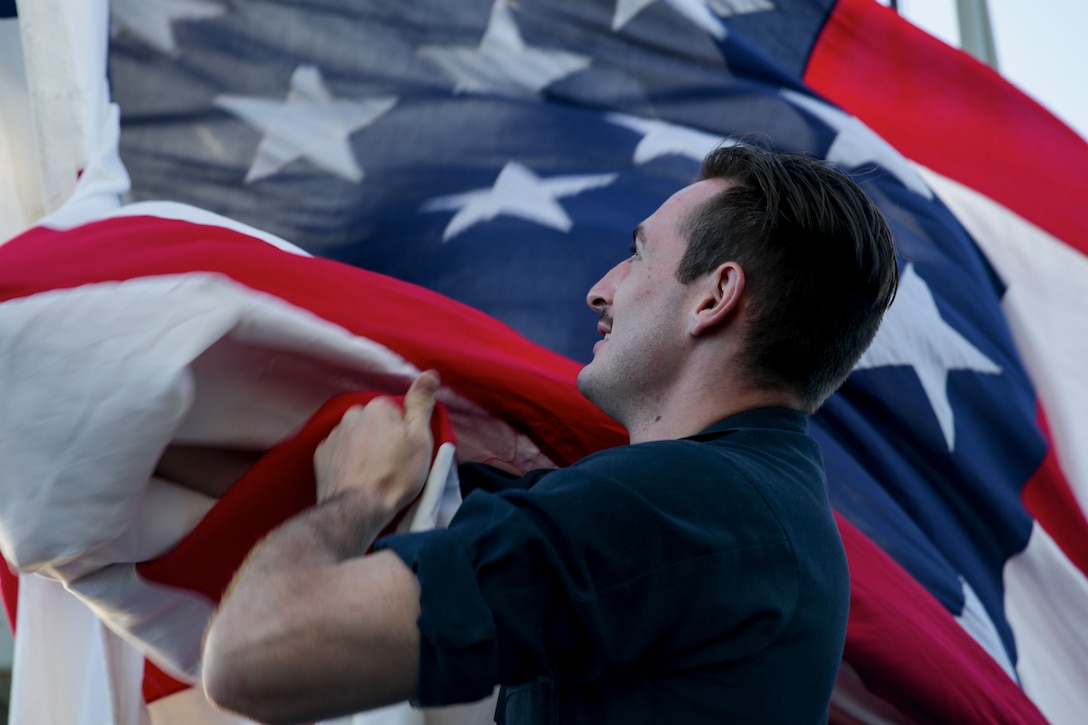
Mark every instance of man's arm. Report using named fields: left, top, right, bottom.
left=202, top=371, right=441, bottom=724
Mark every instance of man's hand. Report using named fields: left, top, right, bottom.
left=314, top=370, right=441, bottom=518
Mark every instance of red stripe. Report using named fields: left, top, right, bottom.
left=838, top=514, right=1047, bottom=724
left=0, top=217, right=627, bottom=468
left=805, top=0, right=1088, bottom=258
left=1022, top=406, right=1088, bottom=578
left=141, top=659, right=190, bottom=705
left=0, top=557, right=17, bottom=632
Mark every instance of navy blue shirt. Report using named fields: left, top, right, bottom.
left=377, top=408, right=849, bottom=724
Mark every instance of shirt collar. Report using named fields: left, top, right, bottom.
left=685, top=407, right=809, bottom=442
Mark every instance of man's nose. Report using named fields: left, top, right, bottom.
left=587, top=290, right=608, bottom=313
left=586, top=262, right=621, bottom=312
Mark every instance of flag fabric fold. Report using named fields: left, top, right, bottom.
left=2, top=0, right=1087, bottom=723
left=0, top=201, right=625, bottom=723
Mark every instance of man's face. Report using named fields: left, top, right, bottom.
left=577, top=178, right=729, bottom=424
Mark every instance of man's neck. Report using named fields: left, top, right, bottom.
left=625, top=386, right=800, bottom=444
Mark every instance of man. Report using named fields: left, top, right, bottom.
left=202, top=142, right=898, bottom=724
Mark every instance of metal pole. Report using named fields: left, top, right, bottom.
left=955, top=0, right=999, bottom=70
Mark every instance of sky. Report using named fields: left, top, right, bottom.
left=882, top=0, right=1088, bottom=142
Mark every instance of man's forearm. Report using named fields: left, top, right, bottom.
left=203, top=491, right=420, bottom=724
left=257, top=488, right=398, bottom=566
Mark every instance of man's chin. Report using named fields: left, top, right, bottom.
left=575, top=364, right=592, bottom=400
left=576, top=364, right=615, bottom=420
left=576, top=382, right=623, bottom=429
left=576, top=362, right=603, bottom=404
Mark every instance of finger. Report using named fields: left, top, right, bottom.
left=317, top=405, right=365, bottom=454
left=339, top=404, right=368, bottom=425
left=403, top=370, right=440, bottom=429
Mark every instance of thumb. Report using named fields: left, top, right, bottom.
left=403, top=369, right=441, bottom=430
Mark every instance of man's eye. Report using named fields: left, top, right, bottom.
left=628, top=243, right=640, bottom=260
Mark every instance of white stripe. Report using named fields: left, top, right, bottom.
left=65, top=564, right=213, bottom=683
left=916, top=165, right=1088, bottom=514
left=402, top=442, right=461, bottom=534
left=9, top=576, right=148, bottom=725
left=1004, top=523, right=1088, bottom=725
left=16, top=0, right=113, bottom=213
left=955, top=576, right=1017, bottom=681
left=0, top=17, right=45, bottom=242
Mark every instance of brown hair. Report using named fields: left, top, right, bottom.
left=680, top=142, right=898, bottom=413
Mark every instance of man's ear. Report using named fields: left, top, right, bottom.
left=689, top=262, right=744, bottom=336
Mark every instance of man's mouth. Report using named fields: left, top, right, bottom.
left=597, top=316, right=612, bottom=340
left=592, top=318, right=612, bottom=354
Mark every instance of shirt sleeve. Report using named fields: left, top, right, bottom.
left=376, top=441, right=800, bottom=707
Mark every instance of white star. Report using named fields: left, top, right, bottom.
left=111, top=0, right=225, bottom=55
left=707, top=0, right=775, bottom=15
left=214, top=65, right=397, bottom=184
left=612, top=0, right=727, bottom=39
left=607, top=113, right=728, bottom=165
left=421, top=161, right=618, bottom=242
left=855, top=263, right=1001, bottom=451
left=780, top=89, right=933, bottom=199
left=419, top=0, right=592, bottom=98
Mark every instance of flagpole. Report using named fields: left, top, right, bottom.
left=955, top=0, right=999, bottom=70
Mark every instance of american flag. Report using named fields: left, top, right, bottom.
left=1, top=0, right=1086, bottom=722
